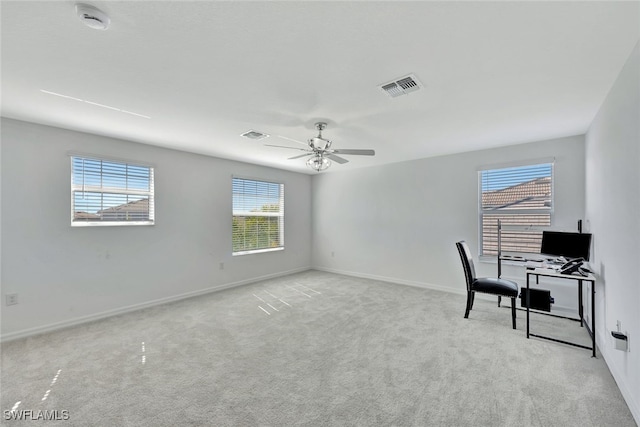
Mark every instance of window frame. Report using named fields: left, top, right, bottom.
left=70, top=154, right=155, bottom=227
left=232, top=176, right=284, bottom=256
left=478, top=159, right=554, bottom=259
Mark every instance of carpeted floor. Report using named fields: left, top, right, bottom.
left=0, top=270, right=635, bottom=426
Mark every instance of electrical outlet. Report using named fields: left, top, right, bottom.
left=5, top=293, right=18, bottom=306
left=331, top=251, right=335, bottom=258
left=219, top=262, right=224, bottom=270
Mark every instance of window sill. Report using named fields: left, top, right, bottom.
left=233, top=247, right=284, bottom=256
left=479, top=256, right=526, bottom=267
left=480, top=254, right=550, bottom=266
left=71, top=221, right=155, bottom=227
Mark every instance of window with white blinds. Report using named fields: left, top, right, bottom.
left=232, top=177, right=284, bottom=255
left=71, top=156, right=154, bottom=226
left=479, top=162, right=553, bottom=256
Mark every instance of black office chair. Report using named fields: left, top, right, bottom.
left=456, top=240, right=518, bottom=329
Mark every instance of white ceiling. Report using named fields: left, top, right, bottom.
left=2, top=1, right=639, bottom=174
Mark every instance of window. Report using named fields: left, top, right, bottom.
left=71, top=156, right=154, bottom=226
left=232, top=177, right=284, bottom=255
left=479, top=162, right=553, bottom=256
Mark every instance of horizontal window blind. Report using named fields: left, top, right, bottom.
left=481, top=163, right=552, bottom=211
left=480, top=163, right=553, bottom=256
left=232, top=177, right=284, bottom=254
left=71, top=156, right=154, bottom=225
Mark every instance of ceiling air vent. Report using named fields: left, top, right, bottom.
left=241, top=130, right=269, bottom=140
left=379, top=74, right=422, bottom=98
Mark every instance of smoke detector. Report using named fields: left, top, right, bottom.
left=379, top=74, right=423, bottom=98
left=75, top=4, right=110, bottom=30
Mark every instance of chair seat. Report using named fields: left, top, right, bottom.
left=471, top=277, right=518, bottom=297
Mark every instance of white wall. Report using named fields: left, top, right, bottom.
left=311, top=135, right=586, bottom=298
left=0, top=118, right=312, bottom=339
left=585, top=41, right=639, bottom=422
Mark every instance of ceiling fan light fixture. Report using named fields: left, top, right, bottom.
left=307, top=156, right=331, bottom=172
left=264, top=121, right=374, bottom=170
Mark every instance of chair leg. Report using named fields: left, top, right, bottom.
left=464, top=291, right=473, bottom=318
left=470, top=292, right=475, bottom=310
left=511, top=297, right=517, bottom=329
left=498, top=295, right=502, bottom=307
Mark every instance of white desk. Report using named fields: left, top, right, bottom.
left=525, top=268, right=596, bottom=357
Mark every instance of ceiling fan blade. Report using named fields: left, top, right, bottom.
left=264, top=144, right=309, bottom=152
left=288, top=153, right=314, bottom=160
left=326, top=154, right=349, bottom=164
left=275, top=135, right=309, bottom=147
left=332, top=149, right=375, bottom=156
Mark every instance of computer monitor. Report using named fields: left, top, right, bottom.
left=540, top=231, right=592, bottom=261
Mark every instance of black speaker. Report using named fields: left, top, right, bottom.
left=520, top=288, right=553, bottom=312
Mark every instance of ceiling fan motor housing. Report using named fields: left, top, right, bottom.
left=310, top=122, right=331, bottom=151
left=309, top=137, right=332, bottom=151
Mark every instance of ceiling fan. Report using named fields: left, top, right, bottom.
left=265, top=122, right=375, bottom=172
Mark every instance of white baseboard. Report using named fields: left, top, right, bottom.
left=0, top=266, right=311, bottom=343
left=597, top=330, right=640, bottom=425
left=313, top=266, right=466, bottom=296
left=315, top=267, right=584, bottom=314
left=4, top=265, right=637, bottom=426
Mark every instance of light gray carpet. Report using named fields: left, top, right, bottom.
left=1, top=270, right=635, bottom=426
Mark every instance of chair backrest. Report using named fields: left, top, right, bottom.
left=456, top=241, right=476, bottom=291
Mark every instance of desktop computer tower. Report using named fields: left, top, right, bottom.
left=520, top=288, right=552, bottom=312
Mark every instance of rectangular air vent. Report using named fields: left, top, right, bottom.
left=241, top=130, right=269, bottom=140
left=379, top=74, right=422, bottom=98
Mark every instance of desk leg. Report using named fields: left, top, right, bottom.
left=591, top=282, right=596, bottom=358
left=526, top=273, right=530, bottom=338
left=578, top=279, right=584, bottom=327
